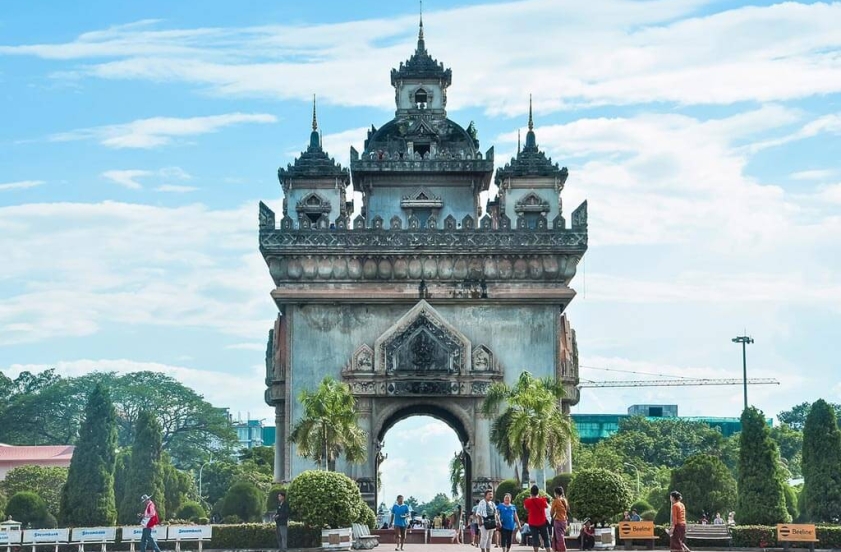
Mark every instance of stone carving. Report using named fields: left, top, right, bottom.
left=387, top=380, right=460, bottom=395
left=296, top=192, right=331, bottom=217
left=514, top=192, right=550, bottom=214
left=259, top=201, right=275, bottom=229
left=444, top=214, right=457, bottom=229
left=353, top=344, right=374, bottom=372
left=462, top=215, right=475, bottom=229
left=372, top=216, right=384, bottom=230
left=472, top=345, right=495, bottom=372
left=571, top=200, right=588, bottom=230
left=354, top=215, right=366, bottom=229
left=374, top=300, right=470, bottom=375
left=470, top=381, right=492, bottom=395
left=390, top=216, right=403, bottom=230
left=402, top=188, right=444, bottom=209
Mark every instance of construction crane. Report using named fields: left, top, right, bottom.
left=578, top=377, right=779, bottom=388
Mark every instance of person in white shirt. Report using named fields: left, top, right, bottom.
left=477, top=489, right=499, bottom=552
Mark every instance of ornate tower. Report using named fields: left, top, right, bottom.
left=260, top=16, right=587, bottom=507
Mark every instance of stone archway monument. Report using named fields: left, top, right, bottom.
left=260, top=15, right=588, bottom=509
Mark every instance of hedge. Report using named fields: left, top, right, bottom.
left=730, top=524, right=841, bottom=549
left=209, top=522, right=321, bottom=549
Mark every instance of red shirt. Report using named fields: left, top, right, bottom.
left=523, top=496, right=548, bottom=526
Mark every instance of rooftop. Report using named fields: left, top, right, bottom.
left=0, top=445, right=75, bottom=462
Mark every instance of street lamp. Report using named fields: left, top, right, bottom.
left=623, top=462, right=640, bottom=497
left=732, top=335, right=754, bottom=411
left=198, top=453, right=214, bottom=500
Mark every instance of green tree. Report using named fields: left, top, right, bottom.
left=736, top=407, right=789, bottom=524
left=404, top=496, right=420, bottom=511
left=221, top=481, right=263, bottom=522
left=201, top=461, right=242, bottom=505
left=481, top=371, right=573, bottom=483
left=239, top=446, right=274, bottom=476
left=60, top=384, right=118, bottom=526
left=6, top=491, right=51, bottom=528
left=2, top=466, right=67, bottom=517
left=163, top=460, right=198, bottom=520
left=417, top=493, right=458, bottom=517
left=113, top=450, right=131, bottom=508
left=801, top=399, right=841, bottom=522
left=567, top=468, right=632, bottom=525
left=119, top=411, right=166, bottom=523
left=669, top=454, right=737, bottom=521
left=289, top=377, right=367, bottom=471
left=770, top=424, right=803, bottom=478
left=449, top=453, right=466, bottom=498
left=779, top=401, right=841, bottom=431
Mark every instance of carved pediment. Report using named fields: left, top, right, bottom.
left=514, top=192, right=550, bottom=214
left=401, top=187, right=444, bottom=209
left=472, top=344, right=500, bottom=373
left=374, top=300, right=470, bottom=375
left=296, top=192, right=332, bottom=214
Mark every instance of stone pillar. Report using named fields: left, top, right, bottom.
left=274, top=404, right=286, bottom=482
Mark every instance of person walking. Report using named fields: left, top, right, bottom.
left=274, top=491, right=290, bottom=551
left=391, top=495, right=410, bottom=551
left=669, top=491, right=691, bottom=552
left=497, top=493, right=521, bottom=552
left=523, top=485, right=550, bottom=552
left=471, top=499, right=481, bottom=546
left=550, top=486, right=569, bottom=552
left=477, top=489, right=498, bottom=552
left=138, top=494, right=161, bottom=552
left=451, top=505, right=465, bottom=544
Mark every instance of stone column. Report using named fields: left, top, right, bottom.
left=274, top=404, right=286, bottom=482
left=355, top=398, right=376, bottom=509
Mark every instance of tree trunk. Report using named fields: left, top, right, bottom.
left=521, top=446, right=531, bottom=486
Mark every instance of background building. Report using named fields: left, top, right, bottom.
left=0, top=444, right=74, bottom=480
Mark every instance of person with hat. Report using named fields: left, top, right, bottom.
left=139, top=494, right=161, bottom=552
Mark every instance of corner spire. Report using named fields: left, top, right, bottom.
left=517, top=129, right=521, bottom=153
left=528, top=94, right=534, bottom=131
left=309, top=94, right=320, bottom=150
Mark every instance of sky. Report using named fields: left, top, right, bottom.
left=1, top=0, right=840, bottom=503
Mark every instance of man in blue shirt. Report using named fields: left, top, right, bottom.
left=390, top=495, right=410, bottom=551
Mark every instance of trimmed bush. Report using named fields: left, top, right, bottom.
left=513, top=489, right=551, bottom=522
left=630, top=499, right=653, bottom=514
left=356, top=504, right=376, bottom=531
left=783, top=484, right=799, bottom=521
left=730, top=525, right=777, bottom=547
left=6, top=491, right=50, bottom=528
left=266, top=483, right=287, bottom=511
left=221, top=514, right=242, bottom=524
left=177, top=501, right=207, bottom=521
left=210, top=522, right=320, bottom=549
left=816, top=525, right=841, bottom=549
left=287, top=470, right=363, bottom=529
left=640, top=509, right=656, bottom=521
left=221, top=481, right=264, bottom=523
left=546, top=473, right=574, bottom=494
left=567, top=468, right=633, bottom=525
left=494, top=479, right=521, bottom=503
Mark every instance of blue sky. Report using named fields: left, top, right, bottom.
left=1, top=0, right=840, bottom=502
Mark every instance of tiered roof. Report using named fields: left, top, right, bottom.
left=495, top=96, right=568, bottom=185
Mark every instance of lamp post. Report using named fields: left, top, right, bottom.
left=732, top=335, right=754, bottom=411
left=198, top=453, right=213, bottom=500
left=623, top=462, right=640, bottom=497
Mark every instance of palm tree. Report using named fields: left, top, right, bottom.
left=481, top=370, right=573, bottom=484
left=449, top=452, right=466, bottom=498
left=289, top=376, right=367, bottom=471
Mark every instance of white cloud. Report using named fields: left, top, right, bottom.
left=0, top=180, right=45, bottom=191
left=101, top=169, right=149, bottom=189
left=102, top=166, right=193, bottom=190
left=3, top=1, right=841, bottom=112
left=156, top=185, right=198, bottom=193
left=790, top=169, right=835, bottom=181
left=51, top=113, right=277, bottom=149
left=225, top=343, right=266, bottom=351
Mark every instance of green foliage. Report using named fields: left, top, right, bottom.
left=239, top=447, right=274, bottom=477
left=202, top=462, right=241, bottom=505
left=221, top=514, right=242, bottom=524
left=163, top=460, right=198, bottom=519
left=0, top=489, right=6, bottom=519
left=482, top=371, right=572, bottom=483
left=119, top=411, right=166, bottom=524
left=546, top=473, right=573, bottom=494
left=290, top=377, right=367, bottom=471
left=0, top=370, right=237, bottom=470
left=779, top=401, right=841, bottom=431
left=114, top=451, right=131, bottom=508
left=782, top=484, right=799, bottom=521
left=2, top=465, right=68, bottom=517
left=286, top=470, right=363, bottom=529
left=730, top=526, right=777, bottom=547
left=7, top=491, right=51, bottom=528
left=404, top=496, right=419, bottom=510
left=221, top=481, right=264, bottom=523
left=513, top=489, right=551, bottom=523
left=60, top=384, right=118, bottom=526
left=177, top=501, right=207, bottom=521
left=209, top=522, right=321, bottom=549
left=417, top=493, right=458, bottom=517
left=736, top=407, right=789, bottom=525
left=770, top=424, right=803, bottom=478
left=567, top=468, right=632, bottom=525
left=802, top=398, right=841, bottom=522
left=670, top=454, right=737, bottom=521
left=494, top=479, right=521, bottom=502
left=266, top=484, right=287, bottom=511
left=640, top=509, right=656, bottom=521
left=449, top=453, right=466, bottom=498
left=356, top=504, right=377, bottom=531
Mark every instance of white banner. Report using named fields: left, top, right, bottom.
left=0, top=531, right=22, bottom=546
left=120, top=526, right=167, bottom=542
left=167, top=526, right=212, bottom=540
left=22, top=529, right=70, bottom=544
left=71, top=527, right=117, bottom=543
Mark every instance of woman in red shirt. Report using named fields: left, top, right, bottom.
left=523, top=485, right=550, bottom=552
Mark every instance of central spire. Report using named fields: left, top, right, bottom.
left=528, top=94, right=534, bottom=131
left=525, top=94, right=537, bottom=149
left=417, top=0, right=426, bottom=51
left=309, top=94, right=320, bottom=150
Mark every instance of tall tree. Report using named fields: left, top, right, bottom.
left=60, top=384, right=118, bottom=526
left=670, top=454, right=737, bottom=521
left=119, top=411, right=166, bottom=523
left=482, top=371, right=573, bottom=484
left=289, top=376, right=367, bottom=471
left=736, top=407, right=789, bottom=524
left=801, top=399, right=841, bottom=522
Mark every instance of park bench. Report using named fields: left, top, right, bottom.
left=0, top=528, right=22, bottom=552
left=70, top=527, right=117, bottom=552
left=684, top=524, right=731, bottom=547
left=22, top=528, right=70, bottom=552
left=352, top=523, right=380, bottom=550
left=618, top=521, right=656, bottom=550
left=777, top=524, right=819, bottom=552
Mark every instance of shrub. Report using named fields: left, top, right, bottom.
left=356, top=504, right=376, bottom=531
left=730, top=525, right=777, bottom=547
left=783, top=484, right=799, bottom=521
left=802, top=399, right=841, bottom=522
left=0, top=490, right=6, bottom=520
left=512, top=489, right=551, bottom=522
left=221, top=514, right=242, bottom=524
left=494, top=479, right=521, bottom=503
left=287, top=470, right=363, bottom=529
left=6, top=491, right=50, bottom=528
left=221, top=481, right=264, bottom=523
left=630, top=499, right=653, bottom=514
left=670, top=454, right=737, bottom=521
left=4, top=465, right=68, bottom=518
left=816, top=525, right=841, bottom=549
left=546, top=473, right=574, bottom=494
left=266, top=483, right=287, bottom=511
left=210, top=522, right=320, bottom=549
left=177, top=501, right=207, bottom=521
left=737, top=407, right=789, bottom=524
left=567, top=468, right=633, bottom=525
left=640, top=509, right=657, bottom=521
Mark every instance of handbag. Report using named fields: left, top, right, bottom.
left=483, top=515, right=497, bottom=530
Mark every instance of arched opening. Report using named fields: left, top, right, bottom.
left=414, top=88, right=428, bottom=108
left=375, top=405, right=472, bottom=533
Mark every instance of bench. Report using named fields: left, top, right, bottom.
left=168, top=525, right=213, bottom=552
left=120, top=525, right=168, bottom=552
left=352, top=523, right=379, bottom=550
left=0, top=529, right=22, bottom=552
left=777, top=524, right=819, bottom=552
left=22, top=529, right=70, bottom=552
left=618, top=522, right=656, bottom=550
left=685, top=524, right=731, bottom=547
left=70, top=527, right=117, bottom=552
